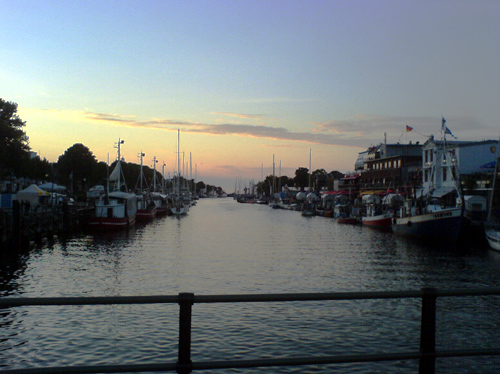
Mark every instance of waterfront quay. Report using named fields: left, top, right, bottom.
left=0, top=200, right=92, bottom=252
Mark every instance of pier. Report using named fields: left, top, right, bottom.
left=1, top=288, right=500, bottom=374
left=0, top=200, right=93, bottom=252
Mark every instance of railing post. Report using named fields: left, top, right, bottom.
left=419, top=287, right=437, bottom=374
left=177, top=292, right=194, bottom=374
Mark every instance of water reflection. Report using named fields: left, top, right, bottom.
left=1, top=199, right=500, bottom=372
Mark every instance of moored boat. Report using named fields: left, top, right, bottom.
left=392, top=118, right=466, bottom=244
left=151, top=192, right=168, bottom=215
left=136, top=193, right=157, bottom=221
left=88, top=191, right=137, bottom=229
left=484, top=136, right=500, bottom=250
left=88, top=139, right=138, bottom=230
left=392, top=204, right=464, bottom=242
left=485, top=223, right=500, bottom=251
left=362, top=193, right=404, bottom=229
left=337, top=216, right=360, bottom=224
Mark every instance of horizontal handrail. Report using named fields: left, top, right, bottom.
left=2, top=288, right=500, bottom=374
left=3, top=287, right=500, bottom=307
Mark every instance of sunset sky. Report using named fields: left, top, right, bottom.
left=2, top=0, right=500, bottom=191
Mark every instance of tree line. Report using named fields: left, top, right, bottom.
left=0, top=98, right=218, bottom=199
left=1, top=98, right=345, bottom=199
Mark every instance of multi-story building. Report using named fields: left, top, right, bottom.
left=342, top=136, right=498, bottom=200
left=353, top=142, right=423, bottom=193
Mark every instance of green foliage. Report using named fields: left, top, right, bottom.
left=294, top=167, right=310, bottom=189
left=0, top=99, right=30, bottom=177
left=24, top=157, right=53, bottom=181
left=57, top=143, right=98, bottom=193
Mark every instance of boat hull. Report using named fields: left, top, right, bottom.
left=171, top=206, right=189, bottom=215
left=362, top=214, right=392, bottom=228
left=88, top=215, right=136, bottom=230
left=485, top=228, right=500, bottom=251
left=392, top=208, right=463, bottom=243
left=136, top=208, right=157, bottom=221
left=337, top=217, right=360, bottom=224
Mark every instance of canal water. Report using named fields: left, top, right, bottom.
left=1, top=198, right=500, bottom=373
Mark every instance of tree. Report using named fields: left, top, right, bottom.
left=57, top=143, right=98, bottom=193
left=293, top=167, right=310, bottom=189
left=24, top=157, right=53, bottom=181
left=0, top=99, right=30, bottom=177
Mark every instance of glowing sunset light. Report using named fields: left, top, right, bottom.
left=3, top=1, right=499, bottom=191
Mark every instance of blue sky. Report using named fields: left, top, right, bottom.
left=2, top=0, right=499, bottom=191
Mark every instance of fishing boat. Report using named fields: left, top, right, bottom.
left=362, top=193, right=404, bottom=229
left=151, top=192, right=169, bottom=215
left=337, top=216, right=360, bottom=224
left=88, top=191, right=138, bottom=229
left=336, top=203, right=360, bottom=224
left=136, top=193, right=157, bottom=220
left=392, top=201, right=463, bottom=242
left=485, top=137, right=500, bottom=251
left=88, top=139, right=137, bottom=230
left=392, top=120, right=464, bottom=243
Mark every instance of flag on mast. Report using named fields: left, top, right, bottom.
left=444, top=126, right=457, bottom=139
left=406, top=125, right=413, bottom=132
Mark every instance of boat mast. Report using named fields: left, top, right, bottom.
left=152, top=156, right=158, bottom=191
left=139, top=151, right=145, bottom=192
left=309, top=148, right=312, bottom=191
left=272, top=155, right=276, bottom=197
left=115, top=138, right=124, bottom=192
left=177, top=129, right=181, bottom=197
left=487, top=136, right=500, bottom=222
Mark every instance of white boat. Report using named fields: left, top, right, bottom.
left=485, top=223, right=500, bottom=251
left=88, top=191, right=137, bottom=229
left=392, top=119, right=465, bottom=243
left=485, top=136, right=500, bottom=251
left=88, top=139, right=138, bottom=230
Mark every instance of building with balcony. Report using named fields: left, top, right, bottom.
left=356, top=142, right=423, bottom=193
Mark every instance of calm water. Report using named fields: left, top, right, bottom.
left=2, top=198, right=500, bottom=373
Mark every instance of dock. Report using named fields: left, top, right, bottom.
left=0, top=200, right=93, bottom=253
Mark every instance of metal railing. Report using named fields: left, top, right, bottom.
left=2, top=288, right=500, bottom=374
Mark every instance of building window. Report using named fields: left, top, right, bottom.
left=442, top=167, right=447, bottom=181
left=430, top=151, right=433, bottom=162
left=424, top=169, right=428, bottom=182
left=425, top=150, right=428, bottom=163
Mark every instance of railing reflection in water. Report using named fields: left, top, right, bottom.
left=1, top=288, right=500, bottom=374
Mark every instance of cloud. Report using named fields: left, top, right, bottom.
left=82, top=111, right=424, bottom=148
left=211, top=112, right=265, bottom=119
left=37, top=108, right=490, bottom=149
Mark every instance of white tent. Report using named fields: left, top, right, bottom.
left=16, top=184, right=50, bottom=206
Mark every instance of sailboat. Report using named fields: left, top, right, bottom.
left=135, top=151, right=157, bottom=221
left=88, top=139, right=138, bottom=230
left=170, top=129, right=189, bottom=216
left=485, top=137, right=500, bottom=251
left=151, top=158, right=169, bottom=215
